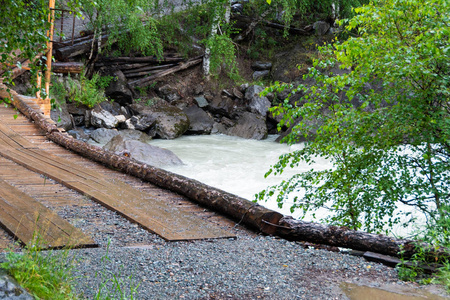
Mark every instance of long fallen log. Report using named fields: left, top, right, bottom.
left=123, top=64, right=176, bottom=77
left=1, top=84, right=449, bottom=261
left=95, top=56, right=184, bottom=68
left=116, top=63, right=151, bottom=70
left=52, top=62, right=83, bottom=74
left=54, top=34, right=109, bottom=61
left=128, top=58, right=202, bottom=87
left=124, top=70, right=162, bottom=79
left=52, top=34, right=94, bottom=49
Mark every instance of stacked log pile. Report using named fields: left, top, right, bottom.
left=53, top=33, right=109, bottom=61
left=95, top=55, right=203, bottom=88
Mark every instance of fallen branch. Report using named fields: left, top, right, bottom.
left=234, top=9, right=272, bottom=41
left=122, top=63, right=177, bottom=78
left=128, top=58, right=202, bottom=87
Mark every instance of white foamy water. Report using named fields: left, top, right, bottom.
left=149, top=135, right=329, bottom=217
left=148, top=134, right=424, bottom=237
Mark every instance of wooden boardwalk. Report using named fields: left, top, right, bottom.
left=0, top=179, right=95, bottom=249
left=0, top=103, right=235, bottom=249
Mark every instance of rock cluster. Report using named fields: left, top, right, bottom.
left=51, top=77, right=278, bottom=143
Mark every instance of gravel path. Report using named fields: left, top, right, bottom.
left=2, top=173, right=447, bottom=299
left=67, top=235, right=441, bottom=300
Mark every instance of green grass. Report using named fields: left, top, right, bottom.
left=1, top=236, right=139, bottom=299
left=1, top=237, right=77, bottom=299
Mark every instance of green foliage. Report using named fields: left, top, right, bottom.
left=1, top=235, right=140, bottom=299
left=51, top=73, right=112, bottom=108
left=247, top=28, right=278, bottom=60
left=267, top=0, right=368, bottom=28
left=396, top=207, right=450, bottom=288
left=257, top=0, right=450, bottom=233
left=203, top=27, right=240, bottom=79
left=1, top=234, right=77, bottom=299
left=80, top=0, right=163, bottom=57
left=0, top=0, right=49, bottom=92
left=0, top=0, right=83, bottom=96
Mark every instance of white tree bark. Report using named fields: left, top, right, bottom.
left=203, top=12, right=219, bottom=80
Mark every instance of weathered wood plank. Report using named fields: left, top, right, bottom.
left=0, top=122, right=39, bottom=149
left=0, top=128, right=235, bottom=241
left=0, top=179, right=96, bottom=249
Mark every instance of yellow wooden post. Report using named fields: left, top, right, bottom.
left=41, top=0, right=56, bottom=116
left=36, top=72, right=42, bottom=99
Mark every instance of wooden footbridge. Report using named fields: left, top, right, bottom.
left=0, top=96, right=237, bottom=250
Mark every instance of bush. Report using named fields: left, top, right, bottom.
left=51, top=73, right=113, bottom=108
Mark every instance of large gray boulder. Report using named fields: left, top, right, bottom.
left=103, top=135, right=183, bottom=168
left=123, top=115, right=156, bottom=131
left=129, top=98, right=189, bottom=139
left=212, top=112, right=268, bottom=140
left=118, top=129, right=152, bottom=143
left=208, top=95, right=240, bottom=118
left=99, top=100, right=122, bottom=115
left=50, top=102, right=72, bottom=131
left=226, top=112, right=268, bottom=140
left=90, top=128, right=119, bottom=144
left=90, top=104, right=119, bottom=129
left=66, top=102, right=89, bottom=126
left=104, top=70, right=133, bottom=105
left=245, top=85, right=271, bottom=116
left=183, top=106, right=214, bottom=134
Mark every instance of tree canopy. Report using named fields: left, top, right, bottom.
left=258, top=0, right=450, bottom=235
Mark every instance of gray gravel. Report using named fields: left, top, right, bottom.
left=69, top=235, right=403, bottom=299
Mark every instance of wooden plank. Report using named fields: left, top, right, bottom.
left=0, top=137, right=235, bottom=241
left=0, top=180, right=96, bottom=249
left=0, top=106, right=236, bottom=241
left=0, top=122, right=38, bottom=149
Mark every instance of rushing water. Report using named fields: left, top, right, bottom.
left=148, top=134, right=424, bottom=237
left=148, top=134, right=331, bottom=218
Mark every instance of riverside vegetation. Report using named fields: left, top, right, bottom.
left=258, top=0, right=450, bottom=289
left=1, top=236, right=139, bottom=299
left=0, top=0, right=449, bottom=297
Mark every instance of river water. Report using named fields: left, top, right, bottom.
left=148, top=134, right=424, bottom=237
left=149, top=134, right=331, bottom=218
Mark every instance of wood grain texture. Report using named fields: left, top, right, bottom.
left=0, top=179, right=95, bottom=249
left=0, top=106, right=235, bottom=242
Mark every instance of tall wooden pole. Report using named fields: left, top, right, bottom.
left=41, top=0, right=56, bottom=116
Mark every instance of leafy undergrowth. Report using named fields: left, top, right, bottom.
left=1, top=236, right=139, bottom=299
left=1, top=237, right=77, bottom=299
